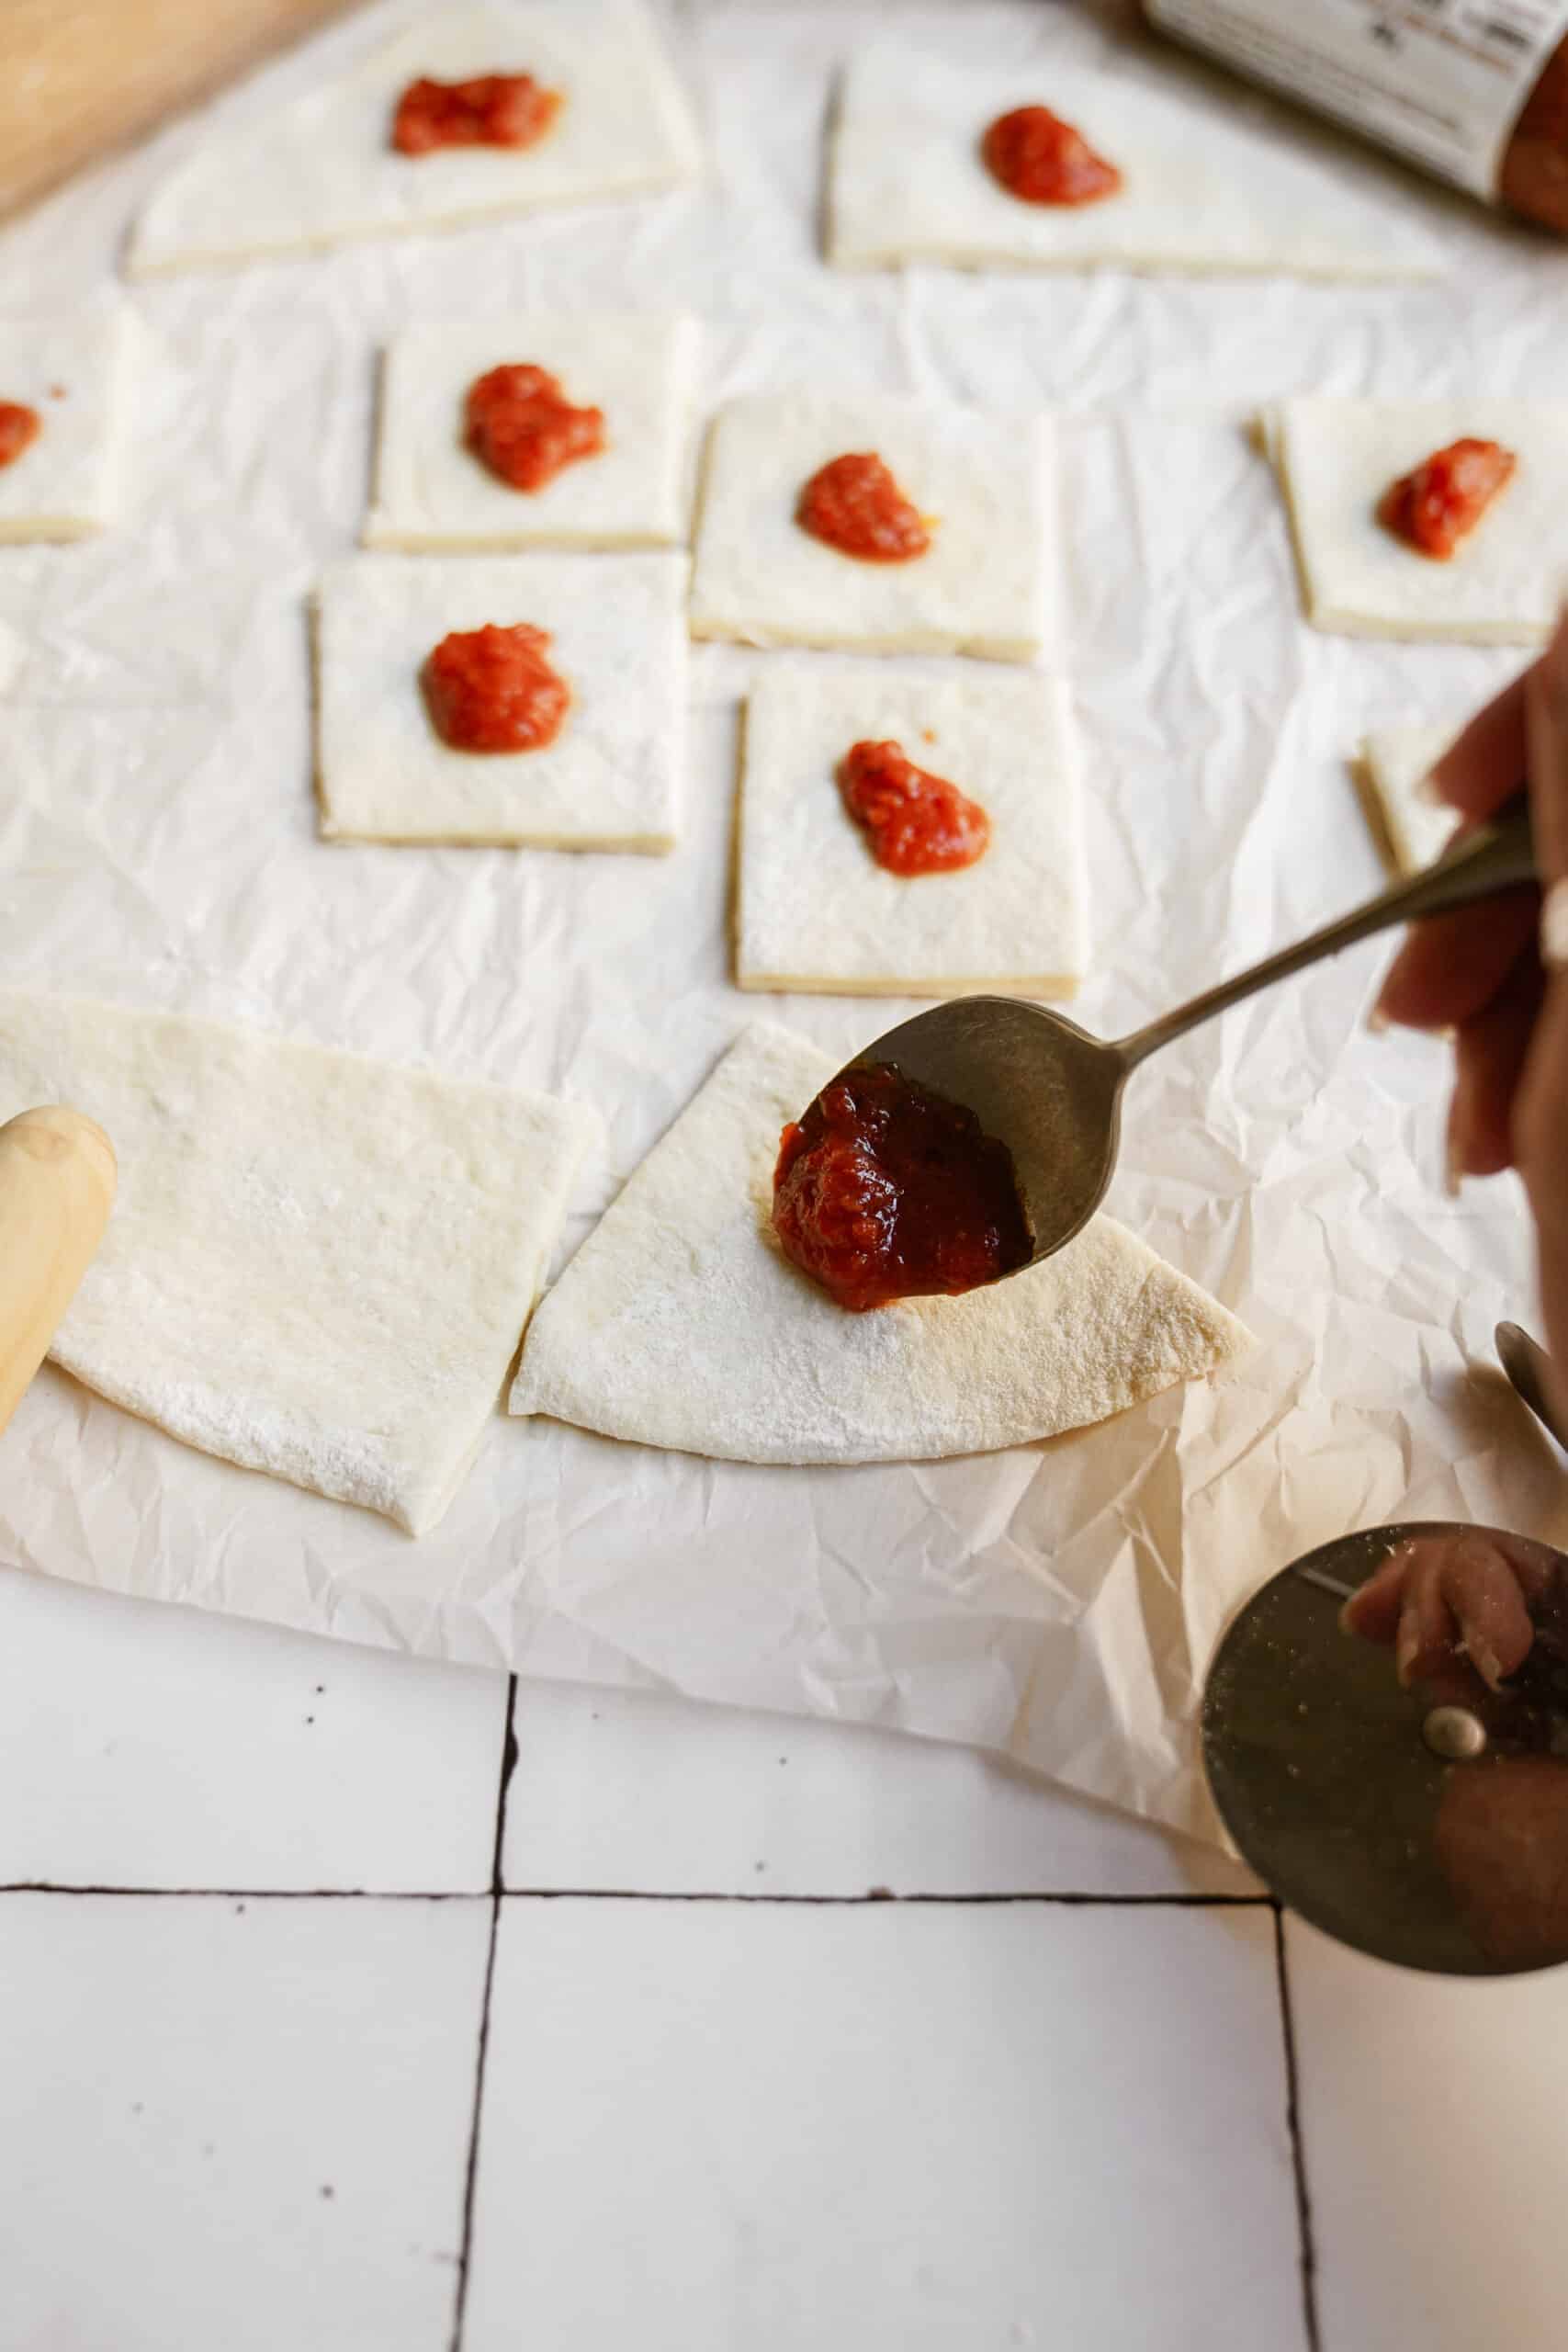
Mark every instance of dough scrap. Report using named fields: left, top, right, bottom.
left=689, top=392, right=1054, bottom=662
left=128, top=0, right=702, bottom=277
left=0, top=297, right=133, bottom=544
left=1272, top=398, right=1568, bottom=644
left=1358, top=724, right=1461, bottom=876
left=363, top=311, right=698, bottom=552
left=829, top=41, right=1442, bottom=279
left=315, top=551, right=686, bottom=849
left=510, top=1022, right=1250, bottom=1464
left=0, top=990, right=599, bottom=1532
left=736, top=661, right=1088, bottom=997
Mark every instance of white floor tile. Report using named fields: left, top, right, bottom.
left=1286, top=1916, right=1568, bottom=2352
left=0, top=1892, right=488, bottom=2352
left=465, top=1896, right=1303, bottom=2352
left=0, top=1566, right=506, bottom=1890
left=504, top=1680, right=1258, bottom=1896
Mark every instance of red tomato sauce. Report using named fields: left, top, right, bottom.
left=838, top=739, right=990, bottom=876
left=981, top=106, right=1122, bottom=206
left=796, top=452, right=930, bottom=563
left=1378, top=438, right=1517, bottom=560
left=421, top=624, right=570, bottom=753
left=0, top=401, right=40, bottom=470
left=465, top=364, right=606, bottom=493
left=392, top=74, right=562, bottom=157
left=773, top=1064, right=1032, bottom=1313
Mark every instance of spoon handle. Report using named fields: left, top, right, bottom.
left=1116, top=797, right=1537, bottom=1071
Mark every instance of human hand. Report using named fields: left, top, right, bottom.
left=1372, top=612, right=1568, bottom=1394
left=1339, top=1528, right=1553, bottom=1690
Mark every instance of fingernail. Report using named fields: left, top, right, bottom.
left=1543, top=878, right=1568, bottom=973
left=1366, top=1002, right=1391, bottom=1035
left=1445, top=1090, right=1472, bottom=1198
left=1471, top=1641, right=1505, bottom=1691
left=1445, top=1135, right=1465, bottom=1199
left=1338, top=1598, right=1359, bottom=1634
left=1396, top=1624, right=1420, bottom=1687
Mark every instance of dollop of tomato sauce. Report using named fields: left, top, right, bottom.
left=421, top=624, right=570, bottom=754
left=392, top=74, right=562, bottom=156
left=838, top=739, right=990, bottom=876
left=465, top=364, right=606, bottom=493
left=981, top=106, right=1122, bottom=206
left=0, top=401, right=40, bottom=470
left=1378, top=438, right=1517, bottom=560
left=773, top=1064, right=1032, bottom=1313
left=796, top=452, right=930, bottom=563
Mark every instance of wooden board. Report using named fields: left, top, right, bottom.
left=0, top=0, right=365, bottom=226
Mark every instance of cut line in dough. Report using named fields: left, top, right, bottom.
left=314, top=551, right=686, bottom=850
left=363, top=312, right=698, bottom=552
left=0, top=296, right=134, bottom=544
left=828, top=40, right=1442, bottom=279
left=689, top=392, right=1055, bottom=662
left=510, top=1022, right=1251, bottom=1464
left=128, top=0, right=703, bottom=277
left=735, top=661, right=1088, bottom=997
left=0, top=989, right=599, bottom=1532
left=1270, top=397, right=1568, bottom=644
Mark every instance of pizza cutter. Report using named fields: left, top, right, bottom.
left=1202, top=1521, right=1568, bottom=1976
left=0, top=1106, right=116, bottom=1436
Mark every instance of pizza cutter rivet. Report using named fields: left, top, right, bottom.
left=1423, top=1704, right=1488, bottom=1761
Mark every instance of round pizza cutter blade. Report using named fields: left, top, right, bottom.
left=1202, top=1521, right=1568, bottom=1977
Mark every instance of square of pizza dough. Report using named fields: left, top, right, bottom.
left=0, top=987, right=599, bottom=1534
left=363, top=312, right=697, bottom=551
left=315, top=552, right=685, bottom=850
left=0, top=299, right=133, bottom=542
left=128, top=0, right=702, bottom=277
left=1358, top=722, right=1461, bottom=876
left=828, top=41, right=1440, bottom=278
left=736, top=662, right=1088, bottom=997
left=689, top=393, right=1054, bottom=662
left=1273, top=398, right=1568, bottom=643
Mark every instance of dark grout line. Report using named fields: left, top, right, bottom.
left=0, top=1883, right=1269, bottom=1907
left=446, top=1676, right=521, bottom=2352
left=0, top=1884, right=488, bottom=1900
left=1271, top=1904, right=1323, bottom=2352
left=497, top=1887, right=1273, bottom=1907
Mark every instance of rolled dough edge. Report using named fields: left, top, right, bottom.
left=735, top=969, right=1081, bottom=999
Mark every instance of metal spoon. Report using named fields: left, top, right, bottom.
left=1496, top=1321, right=1568, bottom=1453
left=834, top=797, right=1537, bottom=1274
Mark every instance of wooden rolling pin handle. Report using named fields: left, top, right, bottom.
left=0, top=1107, right=116, bottom=1439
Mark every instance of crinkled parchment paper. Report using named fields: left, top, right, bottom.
left=0, top=0, right=1563, bottom=1845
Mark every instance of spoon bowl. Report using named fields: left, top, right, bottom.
left=843, top=998, right=1128, bottom=1264
left=828, top=796, right=1538, bottom=1289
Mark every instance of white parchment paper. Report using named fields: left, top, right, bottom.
left=0, top=0, right=1564, bottom=1846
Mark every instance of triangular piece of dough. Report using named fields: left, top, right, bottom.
left=511, top=1023, right=1250, bottom=1464
left=0, top=991, right=598, bottom=1532
left=829, top=40, right=1442, bottom=280
left=129, top=0, right=702, bottom=277
left=1358, top=722, right=1461, bottom=876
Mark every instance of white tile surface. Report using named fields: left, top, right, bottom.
left=0, top=1892, right=489, bottom=2352
left=504, top=1679, right=1260, bottom=1895
left=465, top=1897, right=1303, bottom=2352
left=1287, top=1916, right=1568, bottom=2352
left=0, top=1566, right=507, bottom=1890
